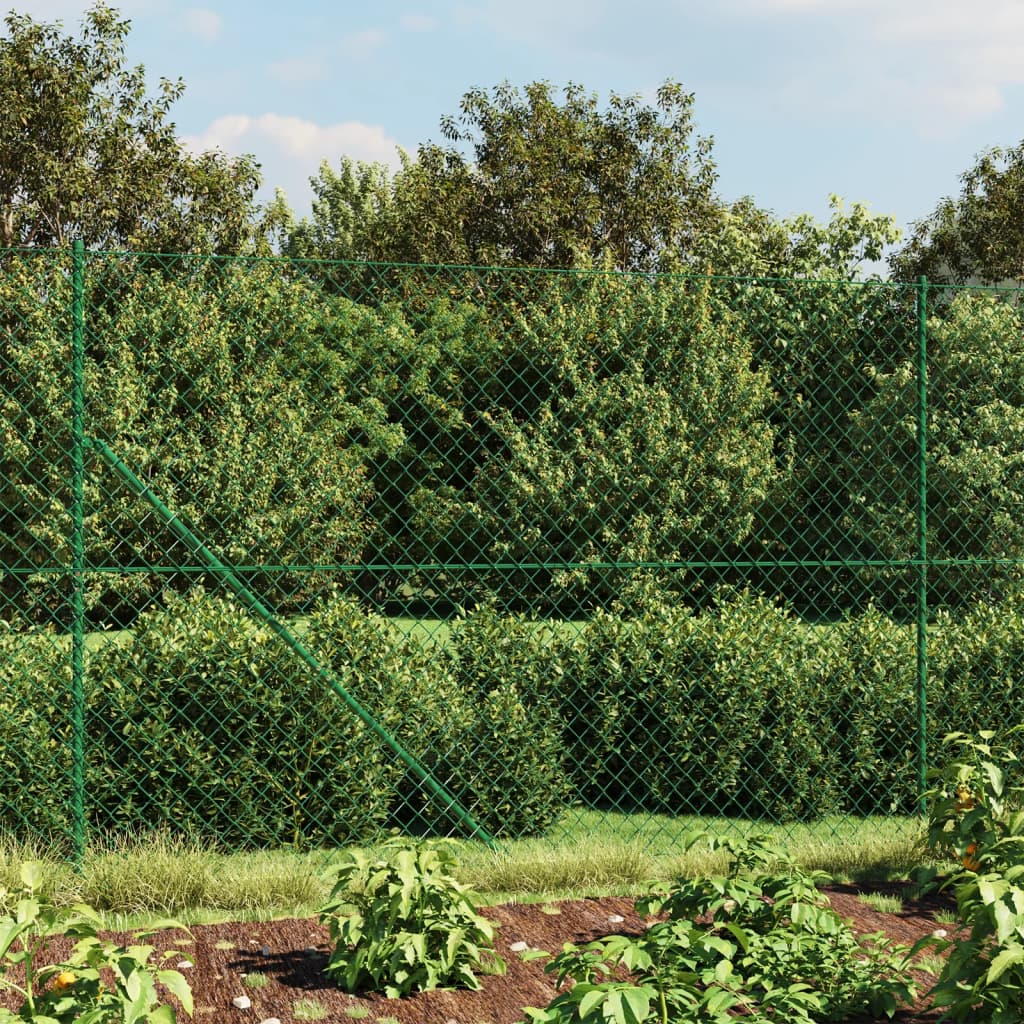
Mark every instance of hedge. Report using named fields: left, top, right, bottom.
left=1, top=586, right=1022, bottom=846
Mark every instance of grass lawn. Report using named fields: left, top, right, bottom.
left=0, top=810, right=926, bottom=931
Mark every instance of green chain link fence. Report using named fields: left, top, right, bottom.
left=3, top=243, right=1023, bottom=859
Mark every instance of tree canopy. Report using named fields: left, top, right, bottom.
left=890, top=142, right=1024, bottom=285
left=284, top=82, right=898, bottom=281
left=285, top=80, right=723, bottom=271
left=0, top=3, right=261, bottom=251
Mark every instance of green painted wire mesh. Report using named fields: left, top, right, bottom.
left=2, top=248, right=1023, bottom=853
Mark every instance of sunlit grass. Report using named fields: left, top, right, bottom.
left=858, top=892, right=905, bottom=914
left=0, top=810, right=929, bottom=929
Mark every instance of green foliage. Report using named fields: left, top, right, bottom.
left=558, top=589, right=843, bottom=820
left=287, top=81, right=721, bottom=271
left=319, top=841, right=504, bottom=998
left=522, top=832, right=919, bottom=1024
left=0, top=3, right=260, bottom=252
left=0, top=860, right=192, bottom=1023
left=892, top=141, right=1024, bottom=285
left=10, top=582, right=1024, bottom=849
left=283, top=158, right=402, bottom=264
left=849, top=291, right=1024, bottom=608
left=932, top=587, right=1024, bottom=741
left=924, top=729, right=1024, bottom=1022
left=1, top=257, right=403, bottom=620
left=817, top=607, right=920, bottom=814
left=437, top=606, right=571, bottom=836
left=87, top=588, right=397, bottom=847
left=307, top=596, right=570, bottom=838
left=0, top=628, right=73, bottom=842
left=412, top=274, right=777, bottom=611
left=702, top=194, right=901, bottom=281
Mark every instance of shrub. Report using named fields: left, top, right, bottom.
left=86, top=588, right=396, bottom=847
left=1, top=258, right=404, bottom=623
left=819, top=606, right=920, bottom=814
left=932, top=586, right=1024, bottom=744
left=924, top=728, right=1024, bottom=1022
left=557, top=589, right=842, bottom=820
left=522, top=831, right=920, bottom=1024
left=0, top=860, right=192, bottom=1023
left=307, top=598, right=571, bottom=838
left=437, top=606, right=571, bottom=836
left=848, top=292, right=1024, bottom=611
left=0, top=627, right=73, bottom=843
left=410, top=274, right=779, bottom=612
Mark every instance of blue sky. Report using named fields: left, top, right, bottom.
left=19, top=0, right=1024, bottom=253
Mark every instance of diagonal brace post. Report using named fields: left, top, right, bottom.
left=84, top=435, right=497, bottom=849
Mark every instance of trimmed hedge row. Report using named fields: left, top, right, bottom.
left=1, top=586, right=1023, bottom=847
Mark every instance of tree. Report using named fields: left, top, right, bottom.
left=890, top=142, right=1024, bottom=285
left=282, top=158, right=401, bottom=263
left=0, top=3, right=261, bottom=251
left=848, top=291, right=1024, bottom=609
left=0, top=256, right=404, bottom=623
left=407, top=273, right=779, bottom=611
left=285, top=80, right=723, bottom=271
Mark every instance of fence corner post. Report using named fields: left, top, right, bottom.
left=70, top=239, right=86, bottom=867
left=916, top=274, right=929, bottom=817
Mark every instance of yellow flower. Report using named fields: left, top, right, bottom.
left=52, top=970, right=77, bottom=991
left=954, top=784, right=976, bottom=813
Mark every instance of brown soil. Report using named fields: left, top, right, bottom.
left=2, top=883, right=961, bottom=1024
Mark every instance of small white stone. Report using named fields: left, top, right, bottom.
left=176, top=960, right=193, bottom=970
left=258, top=1018, right=281, bottom=1024
left=232, top=995, right=252, bottom=1010
left=509, top=941, right=528, bottom=952
left=932, top=928, right=948, bottom=938
left=607, top=914, right=625, bottom=924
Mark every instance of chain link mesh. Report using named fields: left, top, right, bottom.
left=2, top=248, right=1021, bottom=854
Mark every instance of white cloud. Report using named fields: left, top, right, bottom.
left=399, top=13, right=437, bottom=32
left=185, top=113, right=402, bottom=164
left=182, top=113, right=405, bottom=216
left=182, top=7, right=222, bottom=43
left=707, top=0, right=1024, bottom=136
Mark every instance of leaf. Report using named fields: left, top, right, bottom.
left=985, top=761, right=1006, bottom=798
left=606, top=986, right=652, bottom=1024
left=987, top=944, right=1024, bottom=984
left=577, top=987, right=606, bottom=1019
left=157, top=968, right=194, bottom=1015
left=19, top=861, right=42, bottom=890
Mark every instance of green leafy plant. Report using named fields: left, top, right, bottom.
left=0, top=861, right=192, bottom=1023
left=924, top=728, right=1024, bottom=1022
left=318, top=840, right=505, bottom=998
left=521, top=832, right=921, bottom=1024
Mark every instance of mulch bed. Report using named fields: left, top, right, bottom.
left=0, top=882, right=963, bottom=1023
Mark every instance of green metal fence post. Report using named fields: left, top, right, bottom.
left=70, top=239, right=87, bottom=865
left=916, top=275, right=929, bottom=815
